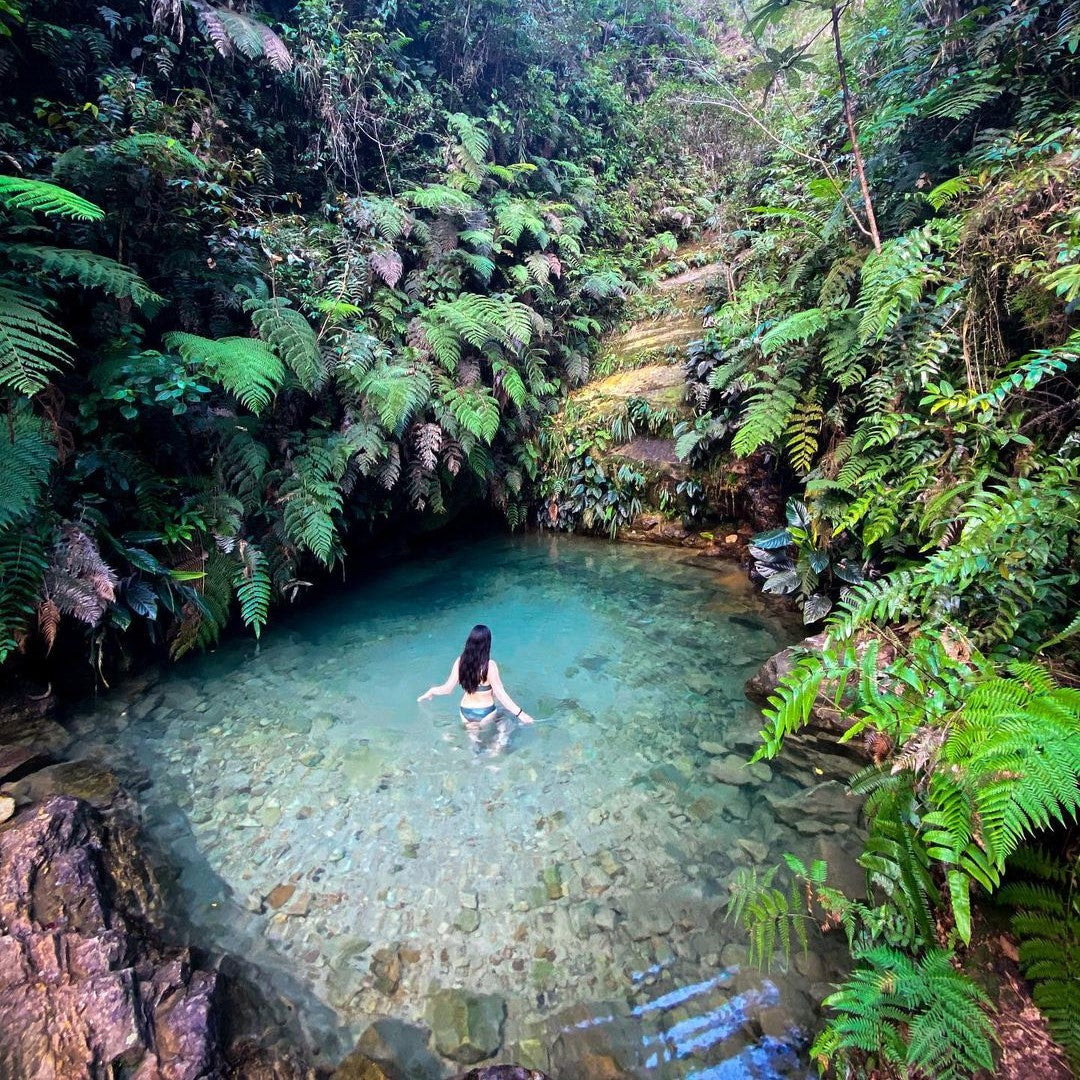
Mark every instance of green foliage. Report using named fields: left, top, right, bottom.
left=233, top=541, right=270, bottom=638
left=813, top=947, right=994, bottom=1079
left=164, top=332, right=285, bottom=414
left=0, top=523, right=47, bottom=662
left=246, top=297, right=325, bottom=392
left=0, top=175, right=103, bottom=220
left=999, top=849, right=1080, bottom=1069
left=0, top=406, right=56, bottom=528
left=0, top=285, right=74, bottom=394
left=6, top=246, right=160, bottom=307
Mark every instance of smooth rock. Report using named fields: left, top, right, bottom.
left=0, top=795, right=13, bottom=824
left=454, top=908, right=480, bottom=933
left=735, top=838, right=769, bottom=863
left=12, top=760, right=121, bottom=809
left=427, top=989, right=506, bottom=1064
left=265, top=883, right=296, bottom=909
left=332, top=1048, right=402, bottom=1079
left=706, top=755, right=755, bottom=787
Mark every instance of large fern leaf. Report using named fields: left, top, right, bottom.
left=0, top=523, right=48, bottom=662
left=0, top=407, right=56, bottom=528
left=0, top=175, right=103, bottom=220
left=165, top=331, right=284, bottom=413
left=247, top=298, right=324, bottom=392
left=0, top=285, right=74, bottom=394
left=6, top=246, right=161, bottom=308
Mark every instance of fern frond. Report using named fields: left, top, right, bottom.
left=0, top=522, right=48, bottom=662
left=0, top=285, right=74, bottom=394
left=233, top=540, right=270, bottom=638
left=6, top=245, right=161, bottom=308
left=247, top=298, right=324, bottom=392
left=0, top=407, right=55, bottom=528
left=165, top=331, right=284, bottom=413
left=760, top=307, right=830, bottom=356
left=0, top=175, right=103, bottom=220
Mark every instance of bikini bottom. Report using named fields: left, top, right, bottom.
left=460, top=704, right=497, bottom=723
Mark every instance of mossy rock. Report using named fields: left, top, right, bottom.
left=427, top=988, right=506, bottom=1064
left=16, top=760, right=120, bottom=809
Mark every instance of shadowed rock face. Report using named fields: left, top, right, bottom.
left=0, top=794, right=221, bottom=1080
left=0, top=795, right=315, bottom=1080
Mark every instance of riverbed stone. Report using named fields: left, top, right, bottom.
left=265, top=883, right=296, bottom=909
left=453, top=908, right=481, bottom=933
left=0, top=795, right=14, bottom=823
left=706, top=755, right=755, bottom=786
left=332, top=1049, right=402, bottom=1079
left=357, top=1018, right=444, bottom=1080
left=735, top=838, right=769, bottom=863
left=427, top=989, right=506, bottom=1063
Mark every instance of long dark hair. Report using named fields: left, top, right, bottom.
left=458, top=624, right=492, bottom=693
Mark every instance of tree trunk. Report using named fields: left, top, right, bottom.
left=831, top=4, right=882, bottom=253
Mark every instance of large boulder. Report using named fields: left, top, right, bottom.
left=744, top=634, right=840, bottom=724
left=427, top=988, right=507, bottom=1064
left=0, top=795, right=220, bottom=1079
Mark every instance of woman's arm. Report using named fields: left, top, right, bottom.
left=418, top=657, right=459, bottom=701
left=488, top=660, right=534, bottom=723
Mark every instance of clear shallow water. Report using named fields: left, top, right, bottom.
left=68, top=534, right=860, bottom=1078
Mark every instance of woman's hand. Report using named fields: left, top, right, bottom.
left=518, top=711, right=535, bottom=724
left=418, top=689, right=435, bottom=702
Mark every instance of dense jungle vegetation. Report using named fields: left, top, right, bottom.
left=2, top=0, right=1080, bottom=1075
left=0, top=0, right=733, bottom=672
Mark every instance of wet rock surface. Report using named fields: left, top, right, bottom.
left=0, top=794, right=315, bottom=1080
left=427, top=989, right=507, bottom=1064
left=0, top=795, right=221, bottom=1079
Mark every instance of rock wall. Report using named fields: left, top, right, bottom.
left=0, top=794, right=314, bottom=1080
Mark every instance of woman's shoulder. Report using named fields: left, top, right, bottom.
left=487, top=658, right=500, bottom=674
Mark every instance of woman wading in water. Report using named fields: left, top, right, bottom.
left=418, top=625, right=533, bottom=751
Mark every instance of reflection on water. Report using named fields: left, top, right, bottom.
left=68, top=533, right=859, bottom=1077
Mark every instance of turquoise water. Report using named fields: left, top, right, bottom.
left=68, top=534, right=860, bottom=1078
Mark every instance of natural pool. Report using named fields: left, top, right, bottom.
left=67, top=534, right=864, bottom=1078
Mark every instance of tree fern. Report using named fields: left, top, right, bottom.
left=814, top=947, right=994, bottom=1080
left=246, top=298, right=324, bottom=392
left=276, top=444, right=346, bottom=566
left=0, top=285, right=74, bottom=393
left=422, top=293, right=536, bottom=370
left=191, top=2, right=292, bottom=71
left=731, top=373, right=802, bottom=457
left=857, top=223, right=956, bottom=343
left=759, top=307, right=831, bottom=356
left=343, top=358, right=432, bottom=432
left=165, top=331, right=284, bottom=413
left=999, top=848, right=1080, bottom=1069
left=400, top=184, right=478, bottom=213
left=0, top=407, right=55, bottom=528
left=442, top=383, right=501, bottom=443
left=446, top=113, right=489, bottom=187
left=0, top=175, right=103, bottom=220
left=0, top=522, right=48, bottom=662
left=6, top=245, right=161, bottom=307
